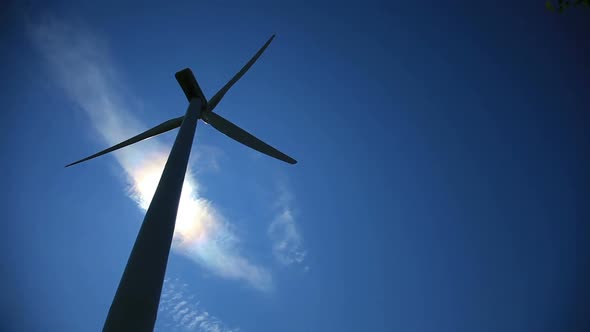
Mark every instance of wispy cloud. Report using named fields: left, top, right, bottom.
left=30, top=16, right=272, bottom=291
left=156, top=278, right=239, bottom=332
left=268, top=184, right=307, bottom=267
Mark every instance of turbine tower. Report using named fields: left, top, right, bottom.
left=66, top=35, right=295, bottom=332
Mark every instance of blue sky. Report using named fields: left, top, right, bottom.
left=1, top=0, right=589, bottom=331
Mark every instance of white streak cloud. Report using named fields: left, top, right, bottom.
left=268, top=184, right=306, bottom=267
left=30, top=16, right=272, bottom=291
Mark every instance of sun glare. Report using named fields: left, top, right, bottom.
left=129, top=153, right=214, bottom=248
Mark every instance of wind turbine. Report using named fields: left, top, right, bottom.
left=66, top=34, right=295, bottom=332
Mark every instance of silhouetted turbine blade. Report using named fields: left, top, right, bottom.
left=65, top=116, right=184, bottom=167
left=204, top=112, right=296, bottom=164
left=207, top=35, right=275, bottom=112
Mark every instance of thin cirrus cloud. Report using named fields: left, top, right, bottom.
left=156, top=278, right=238, bottom=332
left=268, top=184, right=307, bottom=268
left=29, top=16, right=272, bottom=291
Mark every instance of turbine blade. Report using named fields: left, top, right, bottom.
left=207, top=34, right=275, bottom=111
left=65, top=116, right=184, bottom=167
left=204, top=112, right=296, bottom=164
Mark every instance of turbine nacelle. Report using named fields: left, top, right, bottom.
left=174, top=68, right=208, bottom=110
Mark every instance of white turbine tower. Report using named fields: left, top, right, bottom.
left=66, top=35, right=296, bottom=332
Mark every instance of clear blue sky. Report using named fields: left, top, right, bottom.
left=1, top=0, right=589, bottom=331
